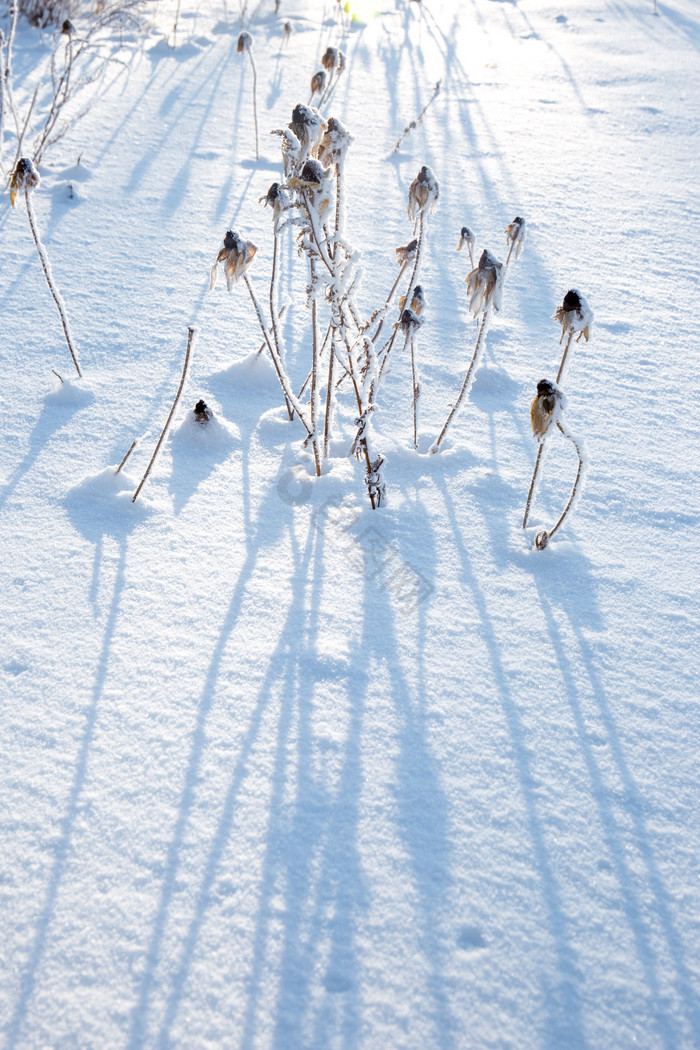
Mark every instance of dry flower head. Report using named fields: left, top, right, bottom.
left=465, top=248, right=504, bottom=316
left=321, top=46, right=345, bottom=73
left=310, top=70, right=326, bottom=96
left=395, top=239, right=418, bottom=266
left=237, top=31, right=252, bottom=53
left=317, top=116, right=352, bottom=167
left=399, top=285, right=425, bottom=316
left=457, top=226, right=476, bottom=252
left=407, top=165, right=439, bottom=220
left=210, top=229, right=257, bottom=291
left=530, top=379, right=564, bottom=440
left=10, top=157, right=40, bottom=207
left=554, top=288, right=592, bottom=343
left=505, top=215, right=527, bottom=259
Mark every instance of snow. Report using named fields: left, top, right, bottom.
left=1, top=0, right=700, bottom=1047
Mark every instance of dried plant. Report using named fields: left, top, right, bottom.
left=505, top=215, right=526, bottom=265
left=132, top=328, right=196, bottom=503
left=392, top=80, right=440, bottom=154
left=10, top=157, right=82, bottom=377
left=209, top=229, right=257, bottom=290
left=520, top=380, right=587, bottom=549
left=554, top=288, right=593, bottom=383
left=430, top=249, right=504, bottom=453
left=456, top=225, right=476, bottom=268
left=309, top=69, right=325, bottom=103
left=280, top=21, right=292, bottom=51
left=237, top=31, right=258, bottom=160
left=193, top=399, right=212, bottom=424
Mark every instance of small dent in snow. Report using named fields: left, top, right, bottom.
left=457, top=925, right=486, bottom=951
left=4, top=659, right=28, bottom=676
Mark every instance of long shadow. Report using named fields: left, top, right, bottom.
left=433, top=469, right=590, bottom=1047
left=534, top=586, right=696, bottom=1050
left=4, top=540, right=128, bottom=1050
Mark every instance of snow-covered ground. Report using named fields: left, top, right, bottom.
left=1, top=0, right=699, bottom=1046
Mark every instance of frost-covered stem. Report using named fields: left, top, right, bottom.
left=535, top=423, right=585, bottom=549
left=378, top=212, right=424, bottom=383
left=298, top=322, right=332, bottom=400
left=248, top=50, right=259, bottom=161
left=34, top=36, right=73, bottom=163
left=24, top=188, right=82, bottom=378
left=244, top=274, right=295, bottom=420
left=132, top=327, right=195, bottom=503
left=115, top=439, right=137, bottom=474
left=15, top=81, right=38, bottom=165
left=410, top=332, right=419, bottom=450
left=430, top=309, right=490, bottom=454
left=522, top=440, right=546, bottom=528
left=370, top=261, right=408, bottom=346
left=556, top=328, right=575, bottom=385
left=6, top=3, right=17, bottom=82
left=309, top=258, right=322, bottom=476
left=323, top=330, right=337, bottom=456
left=301, top=189, right=334, bottom=276
left=0, top=33, right=5, bottom=174
left=269, top=229, right=284, bottom=365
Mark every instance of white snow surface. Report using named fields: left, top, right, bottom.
left=1, top=1, right=699, bottom=1048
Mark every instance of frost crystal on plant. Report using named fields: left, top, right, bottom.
left=407, top=165, right=439, bottom=220
left=457, top=226, right=476, bottom=252
left=289, top=103, right=325, bottom=162
left=210, top=230, right=257, bottom=291
left=395, top=239, right=418, bottom=266
left=505, top=216, right=527, bottom=260
left=530, top=379, right=565, bottom=440
left=554, top=288, right=593, bottom=343
left=317, top=117, right=352, bottom=167
left=465, top=249, right=504, bottom=316
left=9, top=157, right=40, bottom=207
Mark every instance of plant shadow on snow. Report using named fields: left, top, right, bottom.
left=7, top=465, right=141, bottom=1049
left=122, top=457, right=452, bottom=1049
left=0, top=381, right=93, bottom=515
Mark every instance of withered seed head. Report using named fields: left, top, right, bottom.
left=310, top=70, right=326, bottom=96
left=554, top=288, right=592, bottom=343
left=9, top=157, right=40, bottom=207
left=237, top=31, right=252, bottom=53
left=210, top=229, right=257, bottom=291
left=465, top=248, right=504, bottom=316
left=530, top=379, right=563, bottom=439
left=457, top=226, right=475, bottom=252
left=193, top=399, right=212, bottom=424
left=407, top=165, right=439, bottom=220
left=395, top=238, right=418, bottom=266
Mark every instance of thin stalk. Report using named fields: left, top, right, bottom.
left=522, top=440, right=545, bottom=528
left=34, top=35, right=73, bottom=164
left=256, top=304, right=286, bottom=355
left=172, top=0, right=182, bottom=46
left=410, top=333, right=419, bottom=450
left=297, top=322, right=332, bottom=400
left=430, top=308, right=490, bottom=454
left=0, top=32, right=5, bottom=175
left=370, top=260, right=408, bottom=346
left=323, top=330, right=337, bottom=456
left=116, top=439, right=137, bottom=474
left=24, top=188, right=82, bottom=378
left=132, top=327, right=195, bottom=502
left=378, top=212, right=424, bottom=383
left=244, top=274, right=312, bottom=431
left=13, top=81, right=39, bottom=169
left=309, top=258, right=322, bottom=476
left=6, top=3, right=17, bottom=83
left=248, top=50, right=259, bottom=160
left=534, top=423, right=585, bottom=549
left=556, top=328, right=575, bottom=385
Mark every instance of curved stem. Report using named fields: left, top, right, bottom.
left=535, top=423, right=585, bottom=548
left=132, top=328, right=194, bottom=502
left=430, top=308, right=489, bottom=454
left=522, top=439, right=545, bottom=528
left=25, top=188, right=82, bottom=377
